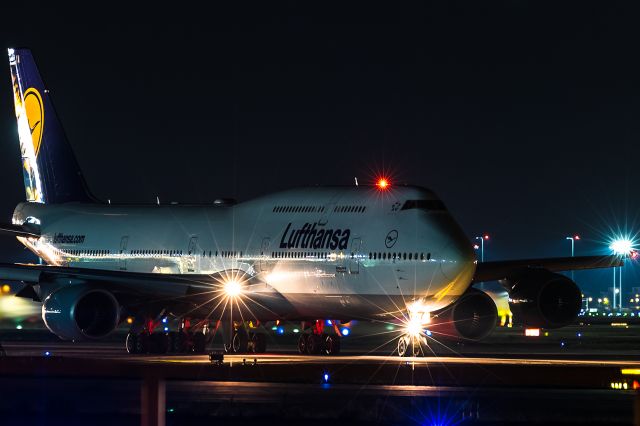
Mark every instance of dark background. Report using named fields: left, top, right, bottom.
left=0, top=1, right=638, bottom=295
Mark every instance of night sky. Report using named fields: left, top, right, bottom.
left=0, top=2, right=638, bottom=295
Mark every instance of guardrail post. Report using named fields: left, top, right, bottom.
left=141, top=375, right=165, bottom=426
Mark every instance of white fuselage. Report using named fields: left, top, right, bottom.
left=12, top=186, right=476, bottom=320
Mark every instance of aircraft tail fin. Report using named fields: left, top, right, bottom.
left=8, top=48, right=95, bottom=204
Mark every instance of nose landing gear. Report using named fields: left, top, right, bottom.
left=397, top=333, right=427, bottom=357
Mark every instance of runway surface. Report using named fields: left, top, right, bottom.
left=1, top=327, right=639, bottom=425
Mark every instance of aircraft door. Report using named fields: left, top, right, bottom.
left=186, top=236, right=198, bottom=272
left=348, top=238, right=362, bottom=274
left=260, top=237, right=271, bottom=272
left=119, top=236, right=129, bottom=271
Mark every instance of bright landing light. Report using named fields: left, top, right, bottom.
left=223, top=280, right=242, bottom=297
left=405, top=316, right=424, bottom=337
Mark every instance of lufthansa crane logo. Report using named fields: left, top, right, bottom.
left=385, top=230, right=398, bottom=248
left=24, top=88, right=44, bottom=156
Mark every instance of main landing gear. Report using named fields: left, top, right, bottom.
left=223, top=321, right=268, bottom=354
left=125, top=318, right=211, bottom=355
left=297, top=320, right=341, bottom=356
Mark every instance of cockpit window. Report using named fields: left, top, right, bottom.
left=401, top=200, right=446, bottom=211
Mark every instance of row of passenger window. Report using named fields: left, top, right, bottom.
left=273, top=205, right=325, bottom=213
left=334, top=205, right=366, bottom=213
left=369, top=252, right=431, bottom=261
left=65, top=249, right=111, bottom=257
left=271, top=251, right=329, bottom=259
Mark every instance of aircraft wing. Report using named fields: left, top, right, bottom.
left=472, top=255, right=623, bottom=283
left=0, top=262, right=291, bottom=319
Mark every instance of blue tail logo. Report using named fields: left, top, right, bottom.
left=8, top=48, right=94, bottom=204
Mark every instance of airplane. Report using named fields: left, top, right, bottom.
left=0, top=47, right=622, bottom=357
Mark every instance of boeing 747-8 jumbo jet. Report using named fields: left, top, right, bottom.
left=0, top=48, right=621, bottom=356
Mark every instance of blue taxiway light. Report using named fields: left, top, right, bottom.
left=162, top=317, right=168, bottom=324
left=323, top=373, right=329, bottom=382
left=276, top=326, right=285, bottom=335
left=340, top=328, right=350, bottom=336
left=44, top=351, right=51, bottom=356
left=164, top=326, right=169, bottom=332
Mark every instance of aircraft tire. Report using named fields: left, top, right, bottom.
left=193, top=332, right=206, bottom=353
left=252, top=333, right=267, bottom=353
left=306, top=334, right=322, bottom=355
left=232, top=329, right=249, bottom=353
left=125, top=333, right=138, bottom=354
left=397, top=335, right=409, bottom=357
left=323, top=334, right=340, bottom=355
left=151, top=332, right=170, bottom=354
left=297, top=334, right=308, bottom=354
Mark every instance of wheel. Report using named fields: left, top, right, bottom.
left=411, top=338, right=422, bottom=357
left=193, top=332, right=206, bottom=353
left=167, top=331, right=178, bottom=353
left=125, top=332, right=138, bottom=354
left=252, top=333, right=267, bottom=353
left=136, top=333, right=150, bottom=354
left=149, top=332, right=169, bottom=354
left=323, top=334, right=341, bottom=355
left=397, top=335, right=409, bottom=357
left=297, top=334, right=308, bottom=354
left=232, top=329, right=249, bottom=353
left=306, top=334, right=323, bottom=355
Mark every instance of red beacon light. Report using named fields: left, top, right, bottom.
left=483, top=234, right=490, bottom=240
left=376, top=178, right=390, bottom=190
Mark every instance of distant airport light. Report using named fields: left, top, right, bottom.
left=376, top=178, right=390, bottom=190
left=524, top=328, right=540, bottom=337
left=16, top=324, right=22, bottom=330
left=126, top=317, right=134, bottom=324
left=609, top=238, right=635, bottom=256
left=483, top=234, right=490, bottom=240
left=574, top=235, right=580, bottom=240
left=223, top=280, right=242, bottom=297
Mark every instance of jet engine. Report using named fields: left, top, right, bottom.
left=428, top=288, right=498, bottom=341
left=501, top=269, right=581, bottom=329
left=42, top=285, right=120, bottom=341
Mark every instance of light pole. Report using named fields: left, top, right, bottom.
left=609, top=237, right=635, bottom=312
left=474, top=235, right=489, bottom=262
left=565, top=235, right=580, bottom=281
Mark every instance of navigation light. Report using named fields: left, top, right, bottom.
left=376, top=178, right=389, bottom=190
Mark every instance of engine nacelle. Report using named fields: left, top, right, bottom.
left=502, top=269, right=581, bottom=329
left=429, top=288, right=498, bottom=341
left=42, top=285, right=120, bottom=341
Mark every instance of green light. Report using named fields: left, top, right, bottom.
left=271, top=326, right=278, bottom=330
left=385, top=325, right=395, bottom=331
